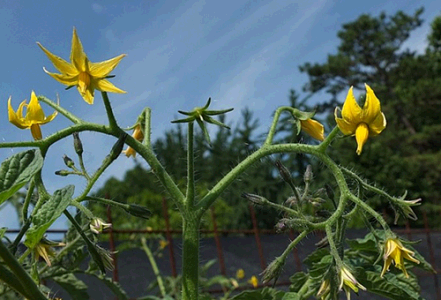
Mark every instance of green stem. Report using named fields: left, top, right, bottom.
left=181, top=214, right=200, bottom=300
left=70, top=201, right=95, bottom=219
left=317, top=126, right=340, bottom=152
left=78, top=154, right=90, bottom=180
left=84, top=196, right=129, bottom=210
left=349, top=194, right=389, bottom=230
left=186, top=122, right=195, bottom=207
left=18, top=247, right=32, bottom=263
left=101, top=92, right=118, bottom=129
left=38, top=95, right=83, bottom=124
left=140, top=238, right=166, bottom=297
left=259, top=197, right=300, bottom=217
left=264, top=106, right=293, bottom=145
left=0, top=240, right=48, bottom=300
left=297, top=277, right=313, bottom=297
left=326, top=224, right=343, bottom=268
left=0, top=264, right=33, bottom=299
left=22, top=179, right=35, bottom=222
left=143, top=108, right=152, bottom=149
left=280, top=230, right=308, bottom=259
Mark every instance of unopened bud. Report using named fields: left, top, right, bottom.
left=124, top=204, right=151, bottom=219
left=241, top=193, right=266, bottom=205
left=261, top=255, right=285, bottom=284
left=275, top=219, right=289, bottom=233
left=285, top=196, right=298, bottom=207
left=275, top=160, right=292, bottom=184
left=304, top=165, right=313, bottom=183
left=63, top=155, right=75, bottom=168
left=73, top=132, right=83, bottom=155
left=55, top=170, right=69, bottom=176
left=109, top=133, right=127, bottom=161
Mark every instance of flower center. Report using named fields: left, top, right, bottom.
left=355, top=123, right=369, bottom=155
left=78, top=72, right=91, bottom=94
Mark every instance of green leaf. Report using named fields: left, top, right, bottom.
left=230, top=287, right=286, bottom=300
left=309, top=255, right=332, bottom=279
left=25, top=185, right=75, bottom=248
left=346, top=231, right=380, bottom=252
left=405, top=244, right=436, bottom=273
left=289, top=272, right=308, bottom=292
left=303, top=248, right=330, bottom=267
left=356, top=267, right=424, bottom=300
left=52, top=273, right=89, bottom=300
left=281, top=293, right=300, bottom=300
left=0, top=227, right=7, bottom=239
left=0, top=149, right=43, bottom=205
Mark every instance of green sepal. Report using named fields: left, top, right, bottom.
left=292, top=109, right=316, bottom=120
left=0, top=149, right=43, bottom=206
left=196, top=118, right=212, bottom=146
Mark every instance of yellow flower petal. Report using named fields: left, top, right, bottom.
left=37, top=42, right=77, bottom=75
left=341, top=86, right=363, bottom=125
left=77, top=84, right=95, bottom=105
left=43, top=68, right=79, bottom=86
left=89, top=54, right=126, bottom=78
left=8, top=98, right=28, bottom=129
left=30, top=124, right=42, bottom=140
left=300, top=118, right=325, bottom=141
left=25, top=91, right=45, bottom=123
left=122, top=147, right=136, bottom=157
left=70, top=28, right=88, bottom=72
left=355, top=123, right=369, bottom=155
left=363, top=84, right=381, bottom=123
left=369, top=112, right=386, bottom=136
left=95, top=78, right=126, bottom=94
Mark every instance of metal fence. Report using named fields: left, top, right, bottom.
left=5, top=197, right=441, bottom=299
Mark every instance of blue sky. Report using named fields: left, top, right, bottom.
left=0, top=0, right=439, bottom=235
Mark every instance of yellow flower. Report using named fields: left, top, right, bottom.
left=236, top=268, right=245, bottom=279
left=8, top=91, right=57, bottom=140
left=300, top=118, right=325, bottom=141
left=37, top=28, right=126, bottom=104
left=334, top=84, right=386, bottom=155
left=122, top=124, right=144, bottom=158
left=381, top=238, right=420, bottom=278
left=339, top=267, right=366, bottom=300
left=248, top=275, right=258, bottom=288
left=34, top=238, right=65, bottom=266
left=317, top=279, right=331, bottom=300
left=159, top=240, right=169, bottom=250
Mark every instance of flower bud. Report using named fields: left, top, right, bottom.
left=261, top=255, right=285, bottom=284
left=241, top=193, right=266, bottom=205
left=73, top=132, right=83, bottom=156
left=63, top=154, right=75, bottom=168
left=304, top=165, right=313, bottom=183
left=275, top=160, right=293, bottom=185
left=124, top=204, right=151, bottom=219
left=95, top=244, right=114, bottom=271
left=109, top=133, right=127, bottom=161
left=55, top=170, right=69, bottom=176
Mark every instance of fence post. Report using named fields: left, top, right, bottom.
left=210, top=207, right=226, bottom=276
left=249, top=204, right=266, bottom=270
left=162, top=198, right=177, bottom=277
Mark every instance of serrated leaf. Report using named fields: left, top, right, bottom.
left=0, top=149, right=43, bottom=205
left=281, top=293, right=300, bottom=300
left=356, top=267, right=424, bottom=300
left=303, top=248, right=330, bottom=267
left=25, top=185, right=75, bottom=248
left=309, top=255, right=333, bottom=279
left=230, top=287, right=286, bottom=300
left=52, top=273, right=89, bottom=300
left=289, top=272, right=308, bottom=292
